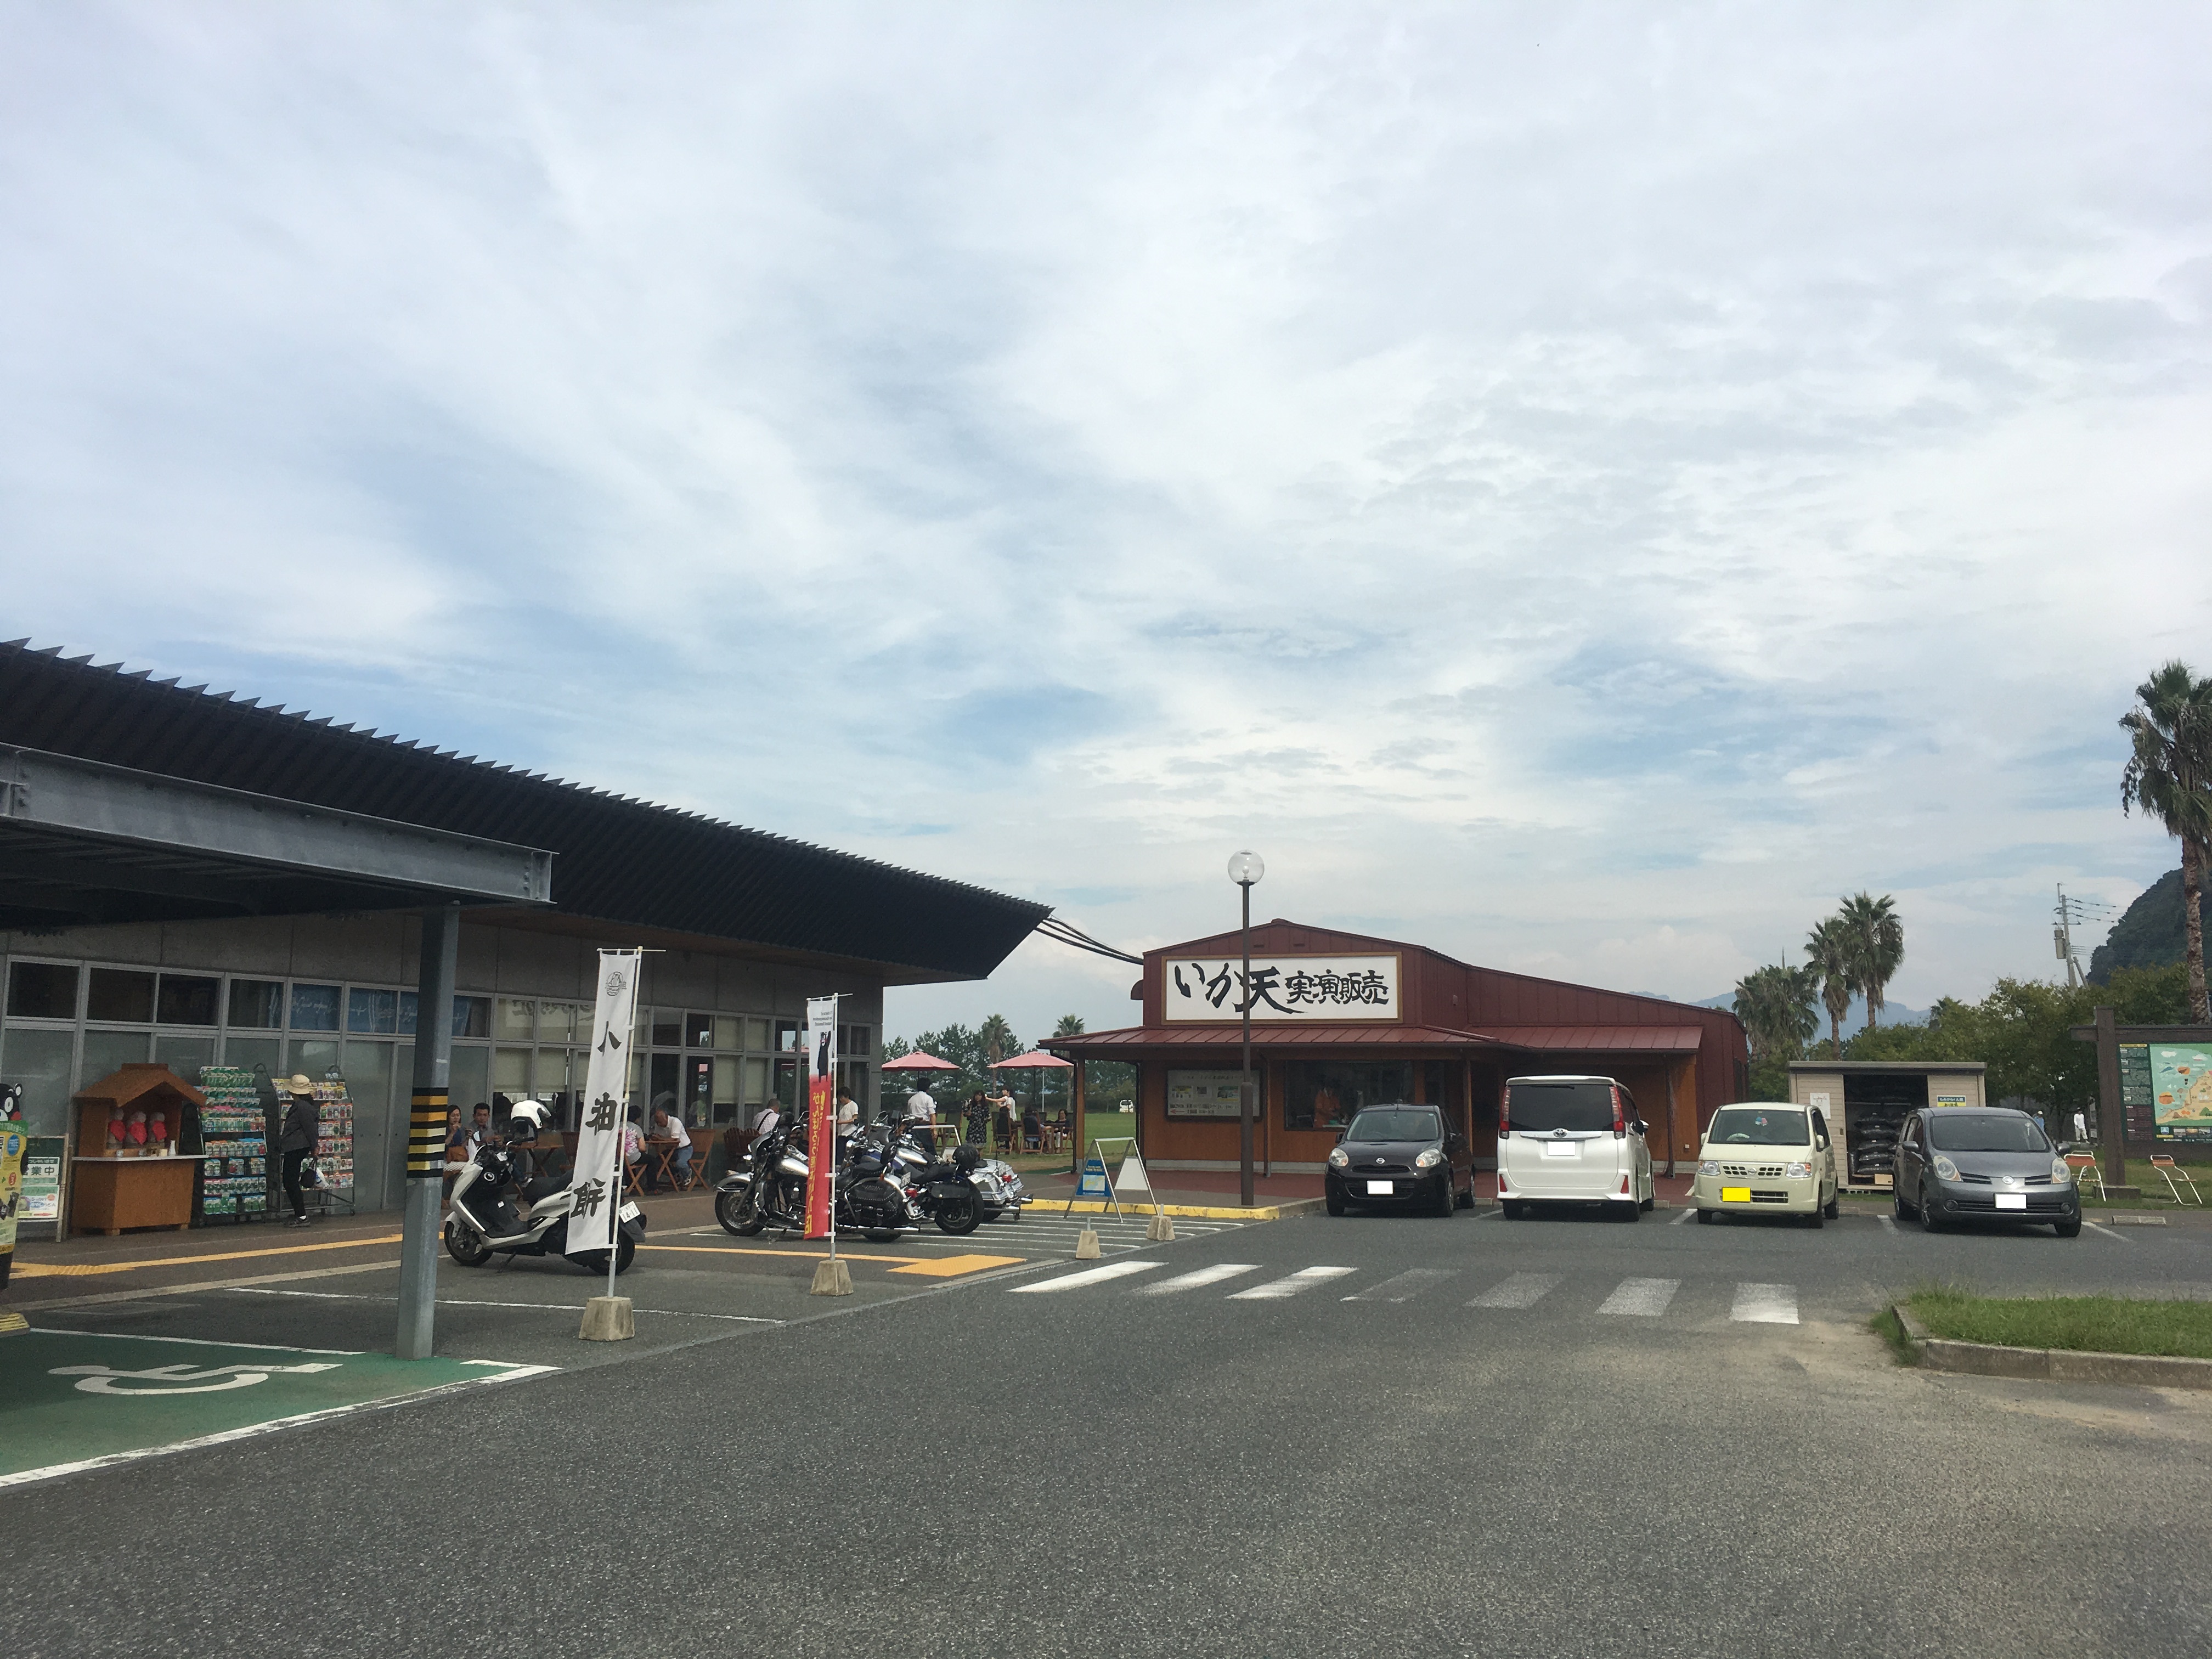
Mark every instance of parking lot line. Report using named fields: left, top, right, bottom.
left=1344, top=1268, right=1458, bottom=1302
left=1228, top=1266, right=1356, bottom=1301
left=9, top=1234, right=404, bottom=1278
left=1468, top=1272, right=1560, bottom=1308
left=1730, top=1283, right=1799, bottom=1325
left=1009, top=1261, right=1163, bottom=1293
left=1136, top=1263, right=1260, bottom=1295
left=1596, top=1277, right=1679, bottom=1317
left=1670, top=1207, right=1695, bottom=1225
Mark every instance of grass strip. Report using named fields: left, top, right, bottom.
left=1906, top=1286, right=2212, bottom=1359
left=1868, top=1306, right=1918, bottom=1365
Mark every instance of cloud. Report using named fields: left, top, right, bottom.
left=1, top=1, right=2207, bottom=1045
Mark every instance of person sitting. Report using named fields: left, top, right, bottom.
left=1021, top=1104, right=1043, bottom=1152
left=622, top=1108, right=645, bottom=1189
left=651, top=1102, right=692, bottom=1189
left=443, top=1107, right=471, bottom=1190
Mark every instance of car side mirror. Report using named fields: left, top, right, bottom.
left=1633, top=1120, right=1648, bottom=1136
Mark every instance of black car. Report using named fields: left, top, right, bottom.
left=1892, top=1105, right=2081, bottom=1238
left=1325, top=1103, right=1475, bottom=1217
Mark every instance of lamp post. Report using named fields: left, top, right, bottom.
left=1227, top=850, right=1264, bottom=1208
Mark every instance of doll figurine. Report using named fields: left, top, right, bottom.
left=125, top=1108, right=148, bottom=1146
left=147, top=1110, right=168, bottom=1149
left=108, top=1105, right=127, bottom=1148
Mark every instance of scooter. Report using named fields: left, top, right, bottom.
left=443, top=1102, right=646, bottom=1274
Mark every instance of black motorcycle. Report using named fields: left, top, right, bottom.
left=715, top=1119, right=981, bottom=1239
left=900, top=1140, right=986, bottom=1237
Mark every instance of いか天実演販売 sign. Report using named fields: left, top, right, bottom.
left=1162, top=955, right=1401, bottom=1023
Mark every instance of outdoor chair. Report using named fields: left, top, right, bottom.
left=2148, top=1155, right=2202, bottom=1205
left=2064, top=1153, right=2105, bottom=1201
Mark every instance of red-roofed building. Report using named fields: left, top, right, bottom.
left=1043, top=920, right=1748, bottom=1175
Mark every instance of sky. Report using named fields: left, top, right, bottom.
left=3, top=2, right=2208, bottom=1047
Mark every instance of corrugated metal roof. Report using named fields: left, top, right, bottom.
left=1477, top=1025, right=1705, bottom=1052
left=0, top=641, right=1047, bottom=982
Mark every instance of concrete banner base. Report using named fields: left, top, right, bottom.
left=579, top=1295, right=635, bottom=1341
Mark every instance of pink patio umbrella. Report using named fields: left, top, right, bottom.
left=878, top=1051, right=959, bottom=1073
left=991, top=1050, right=1078, bottom=1160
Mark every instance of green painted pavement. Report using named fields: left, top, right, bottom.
left=1, top=1328, right=551, bottom=1486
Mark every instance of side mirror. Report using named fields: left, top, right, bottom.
left=1633, top=1120, right=1648, bottom=1136
left=1334, top=1132, right=1345, bottom=1146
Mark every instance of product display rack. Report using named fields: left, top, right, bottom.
left=194, top=1065, right=270, bottom=1223
left=310, top=1078, right=357, bottom=1216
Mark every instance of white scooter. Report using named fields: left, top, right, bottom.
left=443, top=1101, right=645, bottom=1275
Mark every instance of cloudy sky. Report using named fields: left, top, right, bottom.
left=4, top=2, right=2208, bottom=1043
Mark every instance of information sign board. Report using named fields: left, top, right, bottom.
left=2151, top=1043, right=2212, bottom=1143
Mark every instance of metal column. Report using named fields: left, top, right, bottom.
left=397, top=902, right=460, bottom=1360
left=2093, top=1003, right=2127, bottom=1192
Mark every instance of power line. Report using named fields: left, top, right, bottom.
left=1034, top=915, right=1143, bottom=966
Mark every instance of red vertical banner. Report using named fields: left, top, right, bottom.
left=803, top=994, right=838, bottom=1239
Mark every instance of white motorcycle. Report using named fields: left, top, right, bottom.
left=443, top=1101, right=645, bottom=1275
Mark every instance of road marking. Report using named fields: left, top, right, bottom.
left=1228, top=1266, right=1356, bottom=1300
left=1878, top=1215, right=1897, bottom=1234
left=1730, top=1283, right=1799, bottom=1325
left=1597, top=1277, right=1679, bottom=1317
left=222, top=1288, right=784, bottom=1322
left=1670, top=1207, right=1696, bottom=1225
left=641, top=1244, right=1020, bottom=1274
left=33, top=1325, right=360, bottom=1355
left=9, top=1234, right=404, bottom=1278
left=1468, top=1272, right=1560, bottom=1308
left=1136, top=1263, right=1261, bottom=1295
left=888, top=1253, right=1025, bottom=1277
left=1345, top=1268, right=1459, bottom=1302
left=2083, top=1221, right=2131, bottom=1243
left=1009, top=1261, right=1163, bottom=1293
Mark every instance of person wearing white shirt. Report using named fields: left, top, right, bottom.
left=905, top=1087, right=937, bottom=1155
left=651, top=1102, right=692, bottom=1189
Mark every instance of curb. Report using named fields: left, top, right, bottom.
left=1037, top=1197, right=1326, bottom=1222
left=1889, top=1303, right=2212, bottom=1391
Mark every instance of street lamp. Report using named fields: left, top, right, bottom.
left=1227, top=850, right=1264, bottom=1207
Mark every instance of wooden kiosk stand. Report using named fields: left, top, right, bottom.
left=70, top=1063, right=207, bottom=1235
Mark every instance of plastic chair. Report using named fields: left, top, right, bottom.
left=2149, top=1155, right=2202, bottom=1205
left=2064, top=1152, right=2105, bottom=1201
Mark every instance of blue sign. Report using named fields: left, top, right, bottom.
left=1074, top=1156, right=1110, bottom=1198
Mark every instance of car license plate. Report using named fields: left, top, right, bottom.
left=1541, top=1142, right=1578, bottom=1159
left=618, top=1201, right=640, bottom=1221
left=1994, top=1193, right=2027, bottom=1210
left=1365, top=1180, right=1394, bottom=1195
left=1720, top=1186, right=1751, bottom=1203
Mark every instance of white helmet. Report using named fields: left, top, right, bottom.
left=507, top=1100, right=549, bottom=1137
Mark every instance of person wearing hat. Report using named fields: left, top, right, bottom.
left=276, top=1075, right=319, bottom=1227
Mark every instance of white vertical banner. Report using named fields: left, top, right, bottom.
left=568, top=949, right=642, bottom=1255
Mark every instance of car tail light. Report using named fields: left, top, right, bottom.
left=1620, top=1174, right=1630, bottom=1194
left=1612, top=1088, right=1627, bottom=1139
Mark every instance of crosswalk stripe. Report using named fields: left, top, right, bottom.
left=1228, top=1266, right=1356, bottom=1300
left=1009, top=1261, right=1163, bottom=1294
left=1670, top=1206, right=1696, bottom=1225
left=1468, top=1272, right=1560, bottom=1308
left=1730, top=1283, right=1799, bottom=1324
left=1345, top=1268, right=1459, bottom=1302
left=1597, top=1277, right=1679, bottom=1317
left=1136, top=1263, right=1261, bottom=1295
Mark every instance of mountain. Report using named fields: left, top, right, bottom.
left=2087, top=868, right=2206, bottom=984
left=1695, top=989, right=1926, bottom=1038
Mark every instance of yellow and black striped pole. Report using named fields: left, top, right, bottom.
left=397, top=902, right=460, bottom=1361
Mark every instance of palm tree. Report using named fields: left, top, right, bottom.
left=1836, top=892, right=1905, bottom=1029
left=977, top=1014, right=1018, bottom=1068
left=1733, top=963, right=1819, bottom=1062
left=2121, top=660, right=2212, bottom=1022
left=1052, top=1014, right=1086, bottom=1037
left=1804, top=918, right=1859, bottom=1057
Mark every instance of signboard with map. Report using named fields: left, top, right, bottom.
left=2150, top=1044, right=2212, bottom=1143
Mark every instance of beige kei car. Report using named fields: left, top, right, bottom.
left=1692, top=1102, right=1840, bottom=1227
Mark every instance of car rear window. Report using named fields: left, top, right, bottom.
left=1504, top=1081, right=1614, bottom=1133
left=1705, top=1107, right=1810, bottom=1147
left=1927, top=1112, right=2049, bottom=1153
left=1345, top=1108, right=1441, bottom=1142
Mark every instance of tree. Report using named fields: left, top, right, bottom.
left=1804, top=917, right=1859, bottom=1058
left=977, top=1014, right=1018, bottom=1067
left=1836, top=891, right=1904, bottom=1030
left=1733, top=964, right=1819, bottom=1063
left=1052, top=1014, right=1086, bottom=1037
left=2120, top=660, right=2212, bottom=1023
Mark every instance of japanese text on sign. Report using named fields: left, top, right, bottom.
left=1161, top=955, right=1401, bottom=1023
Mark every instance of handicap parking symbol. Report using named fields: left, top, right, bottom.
left=49, top=1360, right=343, bottom=1396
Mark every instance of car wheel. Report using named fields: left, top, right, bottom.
left=1435, top=1179, right=1456, bottom=1218
left=1920, top=1181, right=1944, bottom=1232
left=1617, top=1199, right=1640, bottom=1223
left=1824, top=1193, right=1841, bottom=1220
left=1894, top=1186, right=1915, bottom=1222
left=1326, top=1189, right=1345, bottom=1217
left=1457, top=1178, right=1475, bottom=1209
left=2054, top=1215, right=2082, bottom=1238
left=1695, top=1206, right=1713, bottom=1224
left=1805, top=1206, right=1824, bottom=1229
left=1501, top=1200, right=1522, bottom=1220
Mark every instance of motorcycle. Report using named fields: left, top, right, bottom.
left=901, top=1141, right=987, bottom=1237
left=972, top=1154, right=1031, bottom=1222
left=716, top=1119, right=983, bottom=1238
left=443, top=1109, right=646, bottom=1274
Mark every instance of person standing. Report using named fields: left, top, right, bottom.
left=278, top=1079, right=319, bottom=1227
left=905, top=1085, right=937, bottom=1155
left=962, top=1090, right=990, bottom=1146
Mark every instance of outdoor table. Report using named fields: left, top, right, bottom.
left=644, top=1137, right=684, bottom=1190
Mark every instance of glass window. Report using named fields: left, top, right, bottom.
left=154, top=1034, right=216, bottom=1076
left=155, top=974, right=220, bottom=1027
left=229, top=978, right=284, bottom=1029
left=289, top=983, right=342, bottom=1031
left=452, top=997, right=490, bottom=1039
left=745, top=1017, right=771, bottom=1052
left=86, top=968, right=156, bottom=1024
left=493, top=1048, right=531, bottom=1096
left=1705, top=1108, right=1810, bottom=1147
left=1285, top=1060, right=1412, bottom=1131
left=538, top=1003, right=577, bottom=1045
left=397, top=991, right=419, bottom=1035
left=712, top=1057, right=740, bottom=1124
left=292, top=1038, right=342, bottom=1084
left=651, top=1011, right=682, bottom=1048
left=713, top=1015, right=741, bottom=1052
left=1503, top=1080, right=1616, bottom=1133
left=744, top=1056, right=770, bottom=1104
left=81, top=1027, right=151, bottom=1085
left=1345, top=1107, right=1442, bottom=1142
left=774, top=1019, right=800, bottom=1053
left=7, top=961, right=80, bottom=1020
left=347, top=988, right=399, bottom=1035
left=449, top=1045, right=490, bottom=1115
left=1927, top=1112, right=2050, bottom=1153
left=496, top=998, right=536, bottom=1042
left=224, top=1035, right=282, bottom=1084
left=685, top=1012, right=714, bottom=1049
left=1, top=1026, right=75, bottom=1133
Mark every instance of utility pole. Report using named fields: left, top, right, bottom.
left=2053, top=884, right=2112, bottom=989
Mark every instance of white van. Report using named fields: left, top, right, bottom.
left=1496, top=1074, right=1655, bottom=1221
